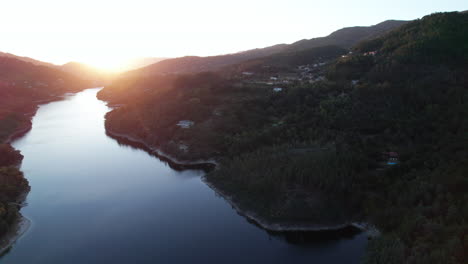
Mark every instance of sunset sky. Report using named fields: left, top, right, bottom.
left=1, top=0, right=466, bottom=69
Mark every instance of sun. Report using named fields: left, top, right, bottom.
left=85, top=56, right=128, bottom=72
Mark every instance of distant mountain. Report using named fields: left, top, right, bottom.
left=58, top=58, right=169, bottom=82
left=58, top=62, right=114, bottom=85
left=131, top=20, right=407, bottom=76
left=60, top=61, right=101, bottom=75
left=129, top=44, right=289, bottom=76
left=0, top=51, right=57, bottom=68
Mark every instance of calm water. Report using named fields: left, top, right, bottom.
left=3, top=88, right=367, bottom=263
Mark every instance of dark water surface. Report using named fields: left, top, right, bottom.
left=4, top=88, right=367, bottom=263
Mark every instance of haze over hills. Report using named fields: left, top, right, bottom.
left=0, top=51, right=170, bottom=86
left=130, top=19, right=408, bottom=76
left=59, top=62, right=115, bottom=86
left=0, top=51, right=168, bottom=75
left=57, top=58, right=169, bottom=84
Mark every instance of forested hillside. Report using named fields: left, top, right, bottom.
left=98, top=12, right=467, bottom=263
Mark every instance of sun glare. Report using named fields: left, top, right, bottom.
left=84, top=56, right=131, bottom=72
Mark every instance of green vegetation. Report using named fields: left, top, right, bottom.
left=0, top=145, right=29, bottom=238
left=99, top=12, right=467, bottom=263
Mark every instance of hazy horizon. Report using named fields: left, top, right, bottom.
left=1, top=0, right=466, bottom=70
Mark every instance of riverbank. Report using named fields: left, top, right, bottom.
left=203, top=177, right=366, bottom=232
left=104, top=122, right=373, bottom=235
left=105, top=127, right=217, bottom=170
left=3, top=95, right=73, bottom=145
left=0, top=214, right=31, bottom=256
left=0, top=185, right=31, bottom=257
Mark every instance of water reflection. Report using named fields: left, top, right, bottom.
left=267, top=226, right=363, bottom=245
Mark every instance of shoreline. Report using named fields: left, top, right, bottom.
left=4, top=119, right=33, bottom=145
left=0, top=216, right=31, bottom=256
left=4, top=94, right=77, bottom=145
left=104, top=126, right=377, bottom=235
left=105, top=128, right=218, bottom=169
left=203, top=177, right=369, bottom=233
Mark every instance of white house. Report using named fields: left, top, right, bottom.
left=273, top=87, right=283, bottom=92
left=176, top=120, right=195, bottom=128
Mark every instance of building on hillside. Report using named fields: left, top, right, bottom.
left=273, top=87, right=283, bottom=92
left=176, top=120, right=195, bottom=129
left=383, top=152, right=399, bottom=165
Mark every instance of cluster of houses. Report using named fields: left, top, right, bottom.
left=237, top=59, right=339, bottom=95
left=297, top=63, right=328, bottom=83
left=240, top=62, right=329, bottom=87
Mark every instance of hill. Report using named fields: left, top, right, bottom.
left=98, top=11, right=468, bottom=264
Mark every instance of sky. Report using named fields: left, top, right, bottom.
left=0, top=0, right=466, bottom=69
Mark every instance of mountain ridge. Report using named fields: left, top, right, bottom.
left=130, top=19, right=408, bottom=76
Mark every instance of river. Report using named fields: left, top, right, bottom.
left=2, top=88, right=367, bottom=263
